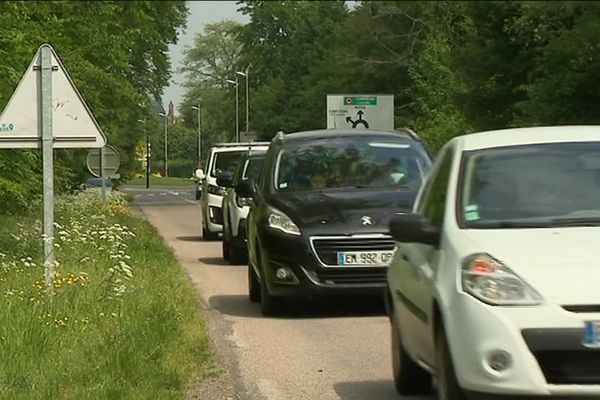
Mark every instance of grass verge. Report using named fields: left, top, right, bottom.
left=0, top=190, right=213, bottom=399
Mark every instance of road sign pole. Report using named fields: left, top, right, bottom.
left=40, top=46, right=55, bottom=295
left=145, top=136, right=150, bottom=189
left=100, top=146, right=107, bottom=202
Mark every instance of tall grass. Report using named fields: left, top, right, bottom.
left=0, top=190, right=213, bottom=399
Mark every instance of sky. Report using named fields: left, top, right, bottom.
left=163, top=1, right=250, bottom=115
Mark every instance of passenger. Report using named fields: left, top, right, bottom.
left=310, top=175, right=327, bottom=189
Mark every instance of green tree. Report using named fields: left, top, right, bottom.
left=179, top=21, right=243, bottom=161
left=0, top=1, right=187, bottom=213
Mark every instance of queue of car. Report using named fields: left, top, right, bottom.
left=197, top=126, right=600, bottom=400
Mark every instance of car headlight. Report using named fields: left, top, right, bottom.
left=461, top=253, right=542, bottom=306
left=267, top=207, right=301, bottom=236
left=208, top=184, right=227, bottom=196
left=236, top=194, right=252, bottom=208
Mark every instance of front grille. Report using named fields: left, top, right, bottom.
left=313, top=268, right=388, bottom=285
left=523, top=329, right=600, bottom=384
left=531, top=351, right=600, bottom=384
left=311, top=236, right=395, bottom=266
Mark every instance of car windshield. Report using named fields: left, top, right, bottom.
left=460, top=142, right=600, bottom=228
left=275, top=136, right=431, bottom=192
left=211, top=151, right=246, bottom=178
left=243, top=156, right=265, bottom=180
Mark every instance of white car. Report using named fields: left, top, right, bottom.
left=387, top=126, right=600, bottom=399
left=201, top=142, right=269, bottom=240
left=220, top=148, right=267, bottom=264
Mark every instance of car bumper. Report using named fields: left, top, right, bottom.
left=259, top=229, right=392, bottom=298
left=445, top=293, right=600, bottom=397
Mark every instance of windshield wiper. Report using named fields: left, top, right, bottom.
left=467, top=221, right=553, bottom=229
left=548, top=217, right=600, bottom=227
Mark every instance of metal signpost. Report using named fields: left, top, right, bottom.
left=86, top=145, right=121, bottom=201
left=326, top=94, right=394, bottom=131
left=0, top=44, right=107, bottom=294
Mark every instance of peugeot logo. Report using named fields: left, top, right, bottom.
left=361, top=215, right=373, bottom=226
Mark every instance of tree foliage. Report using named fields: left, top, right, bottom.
left=0, top=1, right=187, bottom=213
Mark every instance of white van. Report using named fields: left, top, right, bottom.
left=200, top=142, right=269, bottom=240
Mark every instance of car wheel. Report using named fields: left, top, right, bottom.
left=391, top=311, right=431, bottom=395
left=222, top=234, right=230, bottom=260
left=257, top=248, right=281, bottom=316
left=203, top=226, right=218, bottom=241
left=248, top=264, right=260, bottom=303
left=229, top=241, right=248, bottom=265
left=436, top=327, right=467, bottom=400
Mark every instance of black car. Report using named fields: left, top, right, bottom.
left=219, top=149, right=267, bottom=265
left=239, top=129, right=432, bottom=315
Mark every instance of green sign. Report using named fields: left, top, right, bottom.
left=343, top=96, right=377, bottom=106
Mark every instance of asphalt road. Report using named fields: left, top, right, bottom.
left=124, top=185, right=437, bottom=400
left=124, top=185, right=198, bottom=206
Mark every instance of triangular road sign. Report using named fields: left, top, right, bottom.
left=0, top=44, right=107, bottom=148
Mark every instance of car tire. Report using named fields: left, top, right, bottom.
left=257, top=248, right=281, bottom=316
left=222, top=234, right=230, bottom=260
left=248, top=264, right=261, bottom=303
left=202, top=226, right=218, bottom=241
left=229, top=241, right=247, bottom=265
left=391, top=311, right=432, bottom=395
left=436, top=327, right=467, bottom=400
left=260, top=277, right=281, bottom=316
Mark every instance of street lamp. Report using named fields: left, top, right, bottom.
left=236, top=69, right=249, bottom=133
left=191, top=104, right=202, bottom=166
left=158, top=111, right=168, bottom=177
left=226, top=78, right=239, bottom=142
left=137, top=118, right=151, bottom=189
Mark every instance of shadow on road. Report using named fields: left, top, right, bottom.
left=176, top=236, right=203, bottom=242
left=198, top=257, right=230, bottom=266
left=209, top=293, right=386, bottom=319
left=209, top=294, right=261, bottom=318
left=334, top=379, right=434, bottom=400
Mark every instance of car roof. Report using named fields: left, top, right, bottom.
left=455, top=126, right=600, bottom=151
left=274, top=129, right=423, bottom=143
left=211, top=143, right=269, bottom=152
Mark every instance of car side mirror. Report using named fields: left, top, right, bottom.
left=236, top=178, right=256, bottom=199
left=216, top=174, right=234, bottom=188
left=389, top=213, right=440, bottom=247
left=194, top=168, right=205, bottom=180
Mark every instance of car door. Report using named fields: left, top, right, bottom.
left=391, top=144, right=455, bottom=367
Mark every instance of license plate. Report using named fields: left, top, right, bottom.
left=336, top=250, right=394, bottom=266
left=583, top=321, right=600, bottom=348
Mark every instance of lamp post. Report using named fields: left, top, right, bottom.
left=158, top=111, right=168, bottom=177
left=191, top=104, right=202, bottom=166
left=236, top=69, right=249, bottom=133
left=226, top=78, right=239, bottom=142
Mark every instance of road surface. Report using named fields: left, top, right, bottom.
left=124, top=185, right=436, bottom=400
